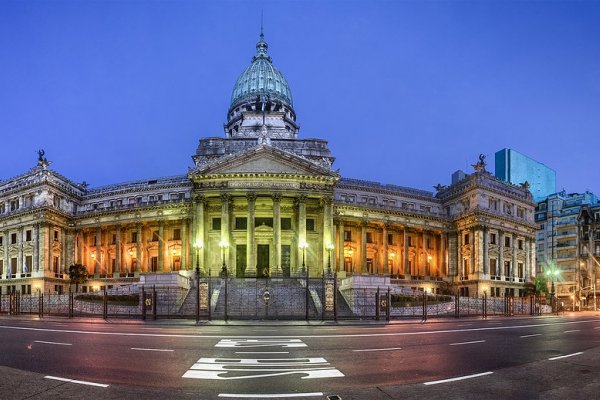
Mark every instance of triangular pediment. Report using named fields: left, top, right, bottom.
left=191, top=145, right=337, bottom=178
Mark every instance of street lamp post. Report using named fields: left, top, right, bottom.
left=326, top=243, right=334, bottom=276
left=299, top=240, right=308, bottom=275
left=546, top=267, right=558, bottom=314
left=219, top=240, right=228, bottom=277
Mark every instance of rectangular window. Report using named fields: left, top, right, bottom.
left=366, top=232, right=373, bottom=244
left=150, top=256, right=158, bottom=272
left=53, top=256, right=59, bottom=274
left=490, top=258, right=498, bottom=276
left=173, top=228, right=181, bottom=240
left=426, top=237, right=432, bottom=249
left=11, top=258, right=17, bottom=277
left=151, top=230, right=159, bottom=241
left=489, top=233, right=496, bottom=245
left=387, top=233, right=394, bottom=245
left=212, top=218, right=221, bottom=231
left=0, top=236, right=3, bottom=246
left=54, top=230, right=59, bottom=241
left=281, top=218, right=292, bottom=230
left=11, top=233, right=17, bottom=244
left=344, top=230, right=352, bottom=241
left=408, top=236, right=412, bottom=246
left=504, top=261, right=511, bottom=276
left=306, top=218, right=315, bottom=231
left=504, top=236, right=511, bottom=247
left=25, top=230, right=32, bottom=242
left=464, top=233, right=470, bottom=245
left=517, top=208, right=524, bottom=218
left=131, top=231, right=138, bottom=243
left=255, top=217, right=273, bottom=228
left=518, top=262, right=524, bottom=278
left=518, top=239, right=524, bottom=250
left=235, top=217, right=247, bottom=230
left=25, top=255, right=32, bottom=275
left=112, top=234, right=117, bottom=244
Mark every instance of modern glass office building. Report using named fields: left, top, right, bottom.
left=495, top=148, right=556, bottom=202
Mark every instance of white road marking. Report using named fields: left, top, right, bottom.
left=520, top=334, right=541, bottom=338
left=45, top=375, right=109, bottom=388
left=548, top=352, right=583, bottom=361
left=216, top=339, right=306, bottom=348
left=594, top=326, right=600, bottom=329
left=563, top=330, right=580, bottom=333
left=2, top=319, right=600, bottom=339
left=352, top=347, right=402, bottom=352
left=219, top=393, right=323, bottom=398
left=423, top=371, right=493, bottom=385
left=183, top=357, right=344, bottom=380
left=34, top=340, right=72, bottom=346
left=131, top=347, right=174, bottom=352
left=449, top=340, right=485, bottom=346
left=235, top=352, right=290, bottom=354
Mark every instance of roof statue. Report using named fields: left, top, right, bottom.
left=37, top=149, right=50, bottom=169
left=471, top=153, right=487, bottom=173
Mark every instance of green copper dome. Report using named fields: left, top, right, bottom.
left=230, top=33, right=293, bottom=109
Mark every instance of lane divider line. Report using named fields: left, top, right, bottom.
left=519, top=334, right=542, bottom=338
left=131, top=347, right=174, bottom=352
left=352, top=347, right=402, bottom=352
left=45, top=376, right=109, bottom=388
left=563, top=330, right=580, bottom=333
left=548, top=352, right=583, bottom=361
left=218, top=393, right=323, bottom=398
left=449, top=340, right=486, bottom=346
left=34, top=340, right=72, bottom=346
left=424, top=371, right=493, bottom=385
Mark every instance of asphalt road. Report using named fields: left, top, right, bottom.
left=1, top=313, right=600, bottom=399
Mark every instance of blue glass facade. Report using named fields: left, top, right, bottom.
left=495, top=148, right=556, bottom=202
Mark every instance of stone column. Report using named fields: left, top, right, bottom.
left=273, top=194, right=281, bottom=274
left=524, top=238, right=530, bottom=281
left=158, top=221, right=164, bottom=272
left=181, top=219, right=188, bottom=270
left=297, top=195, right=307, bottom=274
left=470, top=228, right=476, bottom=276
left=247, top=193, right=256, bottom=276
left=322, top=197, right=333, bottom=274
left=361, top=220, right=367, bottom=274
left=136, top=224, right=142, bottom=273
left=3, top=231, right=9, bottom=279
left=33, top=224, right=40, bottom=273
left=441, top=232, right=447, bottom=276
left=194, top=196, right=206, bottom=273
left=114, top=226, right=121, bottom=277
left=403, top=227, right=410, bottom=275
left=95, top=227, right=102, bottom=275
left=421, top=230, right=427, bottom=276
left=17, top=227, right=23, bottom=275
left=337, top=220, right=344, bottom=273
left=382, top=224, right=388, bottom=275
left=498, top=230, right=504, bottom=278
left=512, top=234, right=517, bottom=281
left=457, top=230, right=464, bottom=277
left=220, top=193, right=231, bottom=273
left=483, top=228, right=489, bottom=275
left=75, top=229, right=82, bottom=265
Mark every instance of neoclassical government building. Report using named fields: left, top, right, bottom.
left=0, top=32, right=537, bottom=298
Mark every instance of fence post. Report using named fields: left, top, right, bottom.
left=322, top=274, right=326, bottom=321
left=141, top=286, right=146, bottom=321
left=422, top=292, right=428, bottom=322
left=196, top=272, right=200, bottom=323
left=152, top=285, right=157, bottom=321
left=69, top=291, right=74, bottom=319
left=482, top=291, right=487, bottom=319
left=305, top=268, right=310, bottom=321
left=208, top=272, right=212, bottom=321
left=376, top=287, right=380, bottom=321
left=455, top=295, right=460, bottom=318
left=386, top=287, right=391, bottom=321
left=334, top=273, right=338, bottom=322
left=103, top=287, right=108, bottom=319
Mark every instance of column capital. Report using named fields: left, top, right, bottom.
left=220, top=193, right=231, bottom=203
left=272, top=193, right=282, bottom=203
left=296, top=194, right=308, bottom=204
left=247, top=192, right=257, bottom=203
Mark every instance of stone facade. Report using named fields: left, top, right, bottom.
left=0, top=32, right=537, bottom=298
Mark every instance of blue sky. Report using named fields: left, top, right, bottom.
left=1, top=0, right=599, bottom=196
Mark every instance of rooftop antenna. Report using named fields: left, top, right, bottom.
left=260, top=9, right=264, bottom=38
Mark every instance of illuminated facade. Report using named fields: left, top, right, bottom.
left=0, top=32, right=537, bottom=298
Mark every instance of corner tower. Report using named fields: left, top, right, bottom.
left=225, top=29, right=299, bottom=139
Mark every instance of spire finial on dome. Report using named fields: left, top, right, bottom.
left=254, top=11, right=270, bottom=61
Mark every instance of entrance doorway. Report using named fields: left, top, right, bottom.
left=257, top=244, right=270, bottom=278
left=236, top=245, right=247, bottom=278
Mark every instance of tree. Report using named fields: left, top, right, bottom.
left=68, top=264, right=88, bottom=293
left=524, top=275, right=549, bottom=297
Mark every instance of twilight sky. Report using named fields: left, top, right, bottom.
left=1, top=1, right=599, bottom=196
